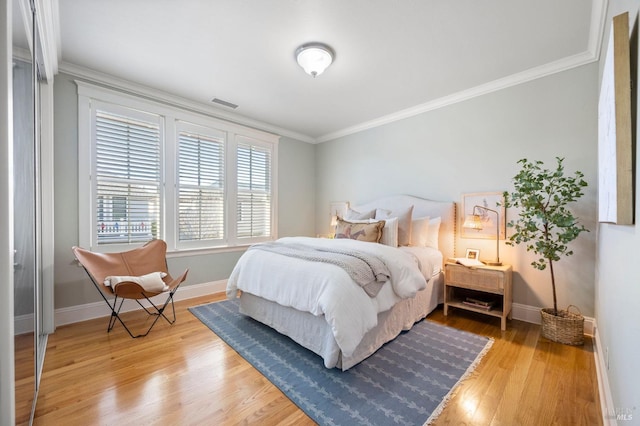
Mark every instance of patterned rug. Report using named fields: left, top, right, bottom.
left=190, top=299, right=493, bottom=426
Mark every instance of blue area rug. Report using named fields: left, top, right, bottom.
left=190, top=299, right=493, bottom=426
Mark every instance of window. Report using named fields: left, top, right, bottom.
left=77, top=82, right=278, bottom=252
left=176, top=122, right=225, bottom=248
left=236, top=138, right=272, bottom=239
left=94, top=109, right=162, bottom=245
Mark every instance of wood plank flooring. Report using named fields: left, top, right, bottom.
left=18, top=293, right=601, bottom=425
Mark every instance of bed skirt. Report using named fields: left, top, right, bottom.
left=238, top=273, right=443, bottom=370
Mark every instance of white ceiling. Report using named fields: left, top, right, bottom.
left=14, top=0, right=602, bottom=142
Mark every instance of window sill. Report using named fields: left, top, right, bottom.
left=165, top=244, right=251, bottom=259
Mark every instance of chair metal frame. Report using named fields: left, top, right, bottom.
left=101, top=279, right=179, bottom=338
left=72, top=240, right=189, bottom=338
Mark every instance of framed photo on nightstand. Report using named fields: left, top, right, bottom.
left=466, top=248, right=480, bottom=260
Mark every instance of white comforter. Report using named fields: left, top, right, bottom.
left=226, top=237, right=439, bottom=357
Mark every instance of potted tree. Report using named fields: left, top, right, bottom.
left=502, top=157, right=589, bottom=345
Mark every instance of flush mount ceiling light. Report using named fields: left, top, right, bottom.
left=295, top=42, right=334, bottom=78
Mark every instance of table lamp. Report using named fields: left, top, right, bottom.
left=463, top=205, right=502, bottom=266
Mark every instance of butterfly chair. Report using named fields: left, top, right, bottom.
left=72, top=240, right=189, bottom=338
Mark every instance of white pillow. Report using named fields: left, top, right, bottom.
left=411, top=216, right=441, bottom=249
left=426, top=217, right=441, bottom=249
left=376, top=217, right=398, bottom=247
left=410, top=216, right=430, bottom=247
left=344, top=208, right=375, bottom=220
left=375, top=205, right=414, bottom=246
left=104, top=271, right=168, bottom=293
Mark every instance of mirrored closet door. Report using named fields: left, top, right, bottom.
left=13, top=54, right=38, bottom=425
left=13, top=1, right=55, bottom=423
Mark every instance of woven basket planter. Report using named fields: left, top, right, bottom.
left=540, top=305, right=584, bottom=345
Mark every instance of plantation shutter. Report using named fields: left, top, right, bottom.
left=177, top=129, right=225, bottom=244
left=236, top=140, right=272, bottom=239
left=95, top=110, right=161, bottom=245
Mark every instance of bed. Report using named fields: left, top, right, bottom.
left=226, top=195, right=456, bottom=370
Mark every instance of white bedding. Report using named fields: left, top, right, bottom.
left=226, top=236, right=442, bottom=357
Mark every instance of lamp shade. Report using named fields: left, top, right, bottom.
left=295, top=43, right=334, bottom=77
left=463, top=214, right=484, bottom=230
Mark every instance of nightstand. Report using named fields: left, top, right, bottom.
left=444, top=262, right=513, bottom=330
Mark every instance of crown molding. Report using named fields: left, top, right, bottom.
left=58, top=61, right=316, bottom=144
left=317, top=0, right=606, bottom=144
left=55, top=0, right=605, bottom=146
left=16, top=0, right=60, bottom=81
left=58, top=44, right=600, bottom=147
left=35, top=0, right=61, bottom=79
left=589, top=0, right=608, bottom=62
left=317, top=50, right=598, bottom=143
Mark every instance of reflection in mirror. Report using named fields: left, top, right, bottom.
left=13, top=56, right=36, bottom=425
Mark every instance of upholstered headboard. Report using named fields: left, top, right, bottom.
left=352, top=194, right=456, bottom=260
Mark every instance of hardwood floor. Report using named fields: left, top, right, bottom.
left=20, top=293, right=601, bottom=425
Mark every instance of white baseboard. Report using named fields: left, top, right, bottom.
left=22, top=291, right=596, bottom=341
left=14, top=280, right=227, bottom=335
left=14, top=313, right=34, bottom=336
left=54, top=280, right=227, bottom=328
left=41, top=291, right=595, bottom=336
left=511, top=303, right=595, bottom=336
left=511, top=303, right=543, bottom=325
left=593, top=326, right=617, bottom=426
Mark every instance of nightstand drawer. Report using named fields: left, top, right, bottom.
left=445, top=265, right=505, bottom=293
left=444, top=262, right=513, bottom=330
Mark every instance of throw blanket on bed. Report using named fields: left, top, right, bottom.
left=249, top=241, right=391, bottom=297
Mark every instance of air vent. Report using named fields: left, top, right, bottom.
left=211, top=97, right=239, bottom=109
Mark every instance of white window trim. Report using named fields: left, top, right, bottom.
left=77, top=81, right=279, bottom=253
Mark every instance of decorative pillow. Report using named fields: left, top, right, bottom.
left=345, top=208, right=376, bottom=220
left=375, top=205, right=414, bottom=246
left=335, top=218, right=385, bottom=243
left=104, top=271, right=168, bottom=293
left=426, top=217, right=441, bottom=249
left=376, top=217, right=399, bottom=247
left=410, top=216, right=430, bottom=247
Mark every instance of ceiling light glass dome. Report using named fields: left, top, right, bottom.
left=295, top=43, right=334, bottom=78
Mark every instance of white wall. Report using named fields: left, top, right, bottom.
left=52, top=72, right=316, bottom=309
left=596, top=1, right=640, bottom=420
left=316, top=63, right=599, bottom=317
